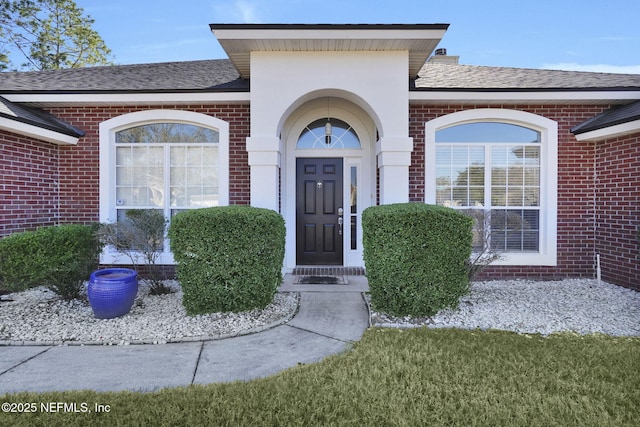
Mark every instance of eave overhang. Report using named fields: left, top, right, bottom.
left=571, top=100, right=640, bottom=141
left=0, top=116, right=82, bottom=145
left=408, top=89, right=640, bottom=106
left=210, top=23, right=449, bottom=78
left=0, top=96, right=84, bottom=144
left=572, top=119, right=640, bottom=141
left=1, top=91, right=251, bottom=108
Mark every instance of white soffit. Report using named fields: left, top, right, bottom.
left=210, top=24, right=449, bottom=78
left=0, top=117, right=79, bottom=145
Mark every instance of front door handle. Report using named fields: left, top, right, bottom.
left=338, top=217, right=344, bottom=235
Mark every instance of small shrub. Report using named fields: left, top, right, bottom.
left=362, top=203, right=473, bottom=317
left=463, top=209, right=504, bottom=281
left=0, top=224, right=103, bottom=299
left=168, top=206, right=285, bottom=315
left=98, top=209, right=171, bottom=295
left=0, top=229, right=40, bottom=292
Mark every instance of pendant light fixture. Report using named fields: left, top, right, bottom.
left=325, top=97, right=332, bottom=145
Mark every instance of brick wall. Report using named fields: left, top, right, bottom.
left=46, top=104, right=252, bottom=226
left=409, top=104, right=610, bottom=280
left=0, top=130, right=59, bottom=236
left=4, top=102, right=637, bottom=288
left=594, top=132, right=640, bottom=290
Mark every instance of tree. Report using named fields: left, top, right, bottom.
left=0, top=34, right=9, bottom=71
left=0, top=0, right=113, bottom=70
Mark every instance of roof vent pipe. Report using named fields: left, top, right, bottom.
left=428, top=48, right=459, bottom=64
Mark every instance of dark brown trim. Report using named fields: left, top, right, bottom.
left=210, top=23, right=450, bottom=31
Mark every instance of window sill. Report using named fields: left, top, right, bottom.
left=490, top=252, right=557, bottom=266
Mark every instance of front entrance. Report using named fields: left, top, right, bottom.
left=296, top=158, right=344, bottom=265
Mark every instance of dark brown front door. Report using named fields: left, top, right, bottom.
left=296, top=158, right=343, bottom=265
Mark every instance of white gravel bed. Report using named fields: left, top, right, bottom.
left=3, top=278, right=638, bottom=345
left=371, top=279, right=640, bottom=336
left=0, top=281, right=298, bottom=345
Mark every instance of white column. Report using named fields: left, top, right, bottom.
left=246, top=136, right=281, bottom=211
left=376, top=137, right=413, bottom=204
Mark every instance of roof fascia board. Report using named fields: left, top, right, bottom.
left=6, top=90, right=639, bottom=106
left=211, top=24, right=448, bottom=79
left=210, top=23, right=450, bottom=29
left=2, top=92, right=251, bottom=105
left=573, top=118, right=640, bottom=141
left=212, top=27, right=448, bottom=40
left=0, top=116, right=79, bottom=145
left=409, top=90, right=640, bottom=103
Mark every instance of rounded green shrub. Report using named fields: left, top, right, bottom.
left=168, top=206, right=286, bottom=315
left=0, top=224, right=103, bottom=299
left=362, top=203, right=473, bottom=317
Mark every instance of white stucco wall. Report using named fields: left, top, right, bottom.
left=248, top=50, right=414, bottom=211
left=250, top=50, right=409, bottom=138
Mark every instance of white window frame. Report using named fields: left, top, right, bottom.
left=425, top=109, right=557, bottom=266
left=99, top=110, right=229, bottom=264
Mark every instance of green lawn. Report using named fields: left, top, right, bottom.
left=2, top=328, right=639, bottom=426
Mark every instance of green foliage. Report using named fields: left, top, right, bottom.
left=362, top=203, right=473, bottom=317
left=0, top=224, right=103, bottom=299
left=0, top=0, right=113, bottom=70
left=98, top=209, right=170, bottom=295
left=168, top=206, right=286, bottom=315
left=0, top=24, right=9, bottom=71
left=1, top=330, right=638, bottom=426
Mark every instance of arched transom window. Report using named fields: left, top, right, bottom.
left=297, top=118, right=361, bottom=149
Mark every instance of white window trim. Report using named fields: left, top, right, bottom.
left=99, top=110, right=229, bottom=264
left=425, top=108, right=557, bottom=266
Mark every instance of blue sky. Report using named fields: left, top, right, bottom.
left=78, top=0, right=640, bottom=73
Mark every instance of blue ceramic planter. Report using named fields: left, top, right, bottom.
left=88, top=268, right=138, bottom=319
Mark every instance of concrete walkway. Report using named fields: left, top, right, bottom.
left=0, top=276, right=370, bottom=394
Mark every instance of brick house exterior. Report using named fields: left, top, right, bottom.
left=593, top=132, right=640, bottom=287
left=1, top=24, right=639, bottom=289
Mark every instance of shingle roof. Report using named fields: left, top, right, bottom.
left=0, top=96, right=85, bottom=137
left=415, top=62, right=640, bottom=90
left=2, top=58, right=639, bottom=94
left=2, top=58, right=640, bottom=142
left=571, top=100, right=640, bottom=134
left=0, top=59, right=246, bottom=93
